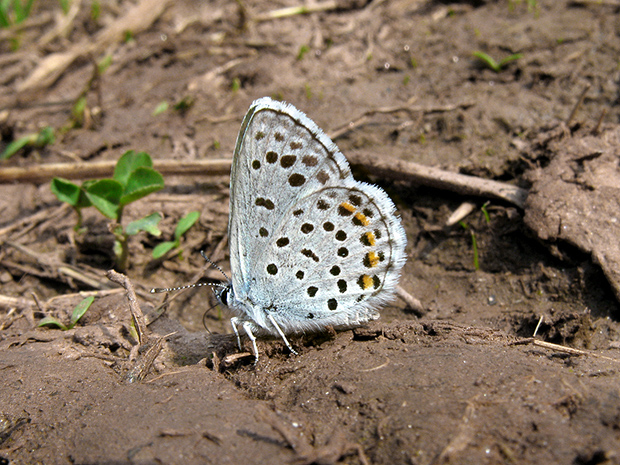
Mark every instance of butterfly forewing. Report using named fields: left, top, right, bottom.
left=230, top=99, right=351, bottom=299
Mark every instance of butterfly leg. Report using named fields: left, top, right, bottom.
left=230, top=317, right=243, bottom=350
left=231, top=317, right=260, bottom=362
left=267, top=314, right=298, bottom=356
left=242, top=321, right=259, bottom=363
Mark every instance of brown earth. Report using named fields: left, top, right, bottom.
left=1, top=1, right=620, bottom=464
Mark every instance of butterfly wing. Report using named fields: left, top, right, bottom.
left=228, top=97, right=406, bottom=334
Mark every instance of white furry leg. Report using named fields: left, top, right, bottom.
left=267, top=314, right=298, bottom=355
left=230, top=317, right=243, bottom=350
left=242, top=321, right=259, bottom=363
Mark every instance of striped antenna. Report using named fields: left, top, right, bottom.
left=150, top=281, right=227, bottom=294
left=150, top=250, right=230, bottom=294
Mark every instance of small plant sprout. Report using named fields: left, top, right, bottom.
left=38, top=296, right=95, bottom=331
left=296, top=44, right=310, bottom=60
left=152, top=211, right=200, bottom=259
left=0, top=0, right=35, bottom=28
left=1, top=126, right=54, bottom=160
left=51, top=150, right=165, bottom=270
left=459, top=221, right=480, bottom=271
left=173, top=96, right=194, bottom=113
left=153, top=101, right=169, bottom=116
left=231, top=77, right=241, bottom=93
left=481, top=201, right=491, bottom=224
left=472, top=51, right=523, bottom=73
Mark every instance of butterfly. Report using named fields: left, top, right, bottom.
left=220, top=97, right=407, bottom=360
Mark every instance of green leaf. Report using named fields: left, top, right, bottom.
left=472, top=51, right=500, bottom=72
left=152, top=241, right=177, bottom=259
left=98, top=54, right=112, bottom=74
left=498, top=53, right=523, bottom=68
left=35, top=126, right=55, bottom=146
left=72, top=96, right=87, bottom=126
left=120, top=167, right=164, bottom=206
left=153, top=101, right=168, bottom=116
left=126, top=212, right=162, bottom=236
left=12, top=0, right=34, bottom=23
left=173, top=96, right=194, bottom=112
left=84, top=179, right=123, bottom=219
left=1, top=134, right=35, bottom=159
left=0, top=126, right=54, bottom=159
left=296, top=44, right=310, bottom=61
left=38, top=316, right=68, bottom=331
left=472, top=51, right=522, bottom=73
left=51, top=178, right=86, bottom=207
left=59, top=0, right=70, bottom=14
left=0, top=5, right=9, bottom=28
left=69, top=296, right=95, bottom=328
left=113, top=151, right=153, bottom=186
left=174, top=211, right=200, bottom=240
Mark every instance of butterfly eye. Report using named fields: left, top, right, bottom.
left=218, top=287, right=230, bottom=306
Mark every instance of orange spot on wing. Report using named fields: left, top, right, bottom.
left=340, top=202, right=356, bottom=213
left=354, top=212, right=370, bottom=226
left=366, top=251, right=379, bottom=267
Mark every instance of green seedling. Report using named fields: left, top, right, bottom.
left=0, top=0, right=35, bottom=28
left=296, top=44, right=310, bottom=61
left=98, top=54, right=112, bottom=74
left=173, top=96, right=194, bottom=112
left=70, top=95, right=88, bottom=128
left=1, top=126, right=54, bottom=159
left=153, top=101, right=169, bottom=116
left=90, top=0, right=100, bottom=21
left=472, top=51, right=523, bottom=73
left=459, top=221, right=480, bottom=271
left=38, top=296, right=95, bottom=331
left=481, top=201, right=491, bottom=224
left=58, top=0, right=69, bottom=14
left=152, top=211, right=200, bottom=259
left=231, top=77, right=241, bottom=93
left=51, top=150, right=165, bottom=270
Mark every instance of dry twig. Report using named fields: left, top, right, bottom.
left=0, top=157, right=526, bottom=208
left=349, top=152, right=528, bottom=208
left=106, top=270, right=148, bottom=346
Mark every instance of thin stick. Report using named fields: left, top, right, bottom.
left=566, top=84, right=591, bottom=126
left=0, top=156, right=527, bottom=209
left=254, top=1, right=338, bottom=22
left=349, top=152, right=528, bottom=208
left=0, top=159, right=231, bottom=184
left=511, top=338, right=620, bottom=363
left=395, top=286, right=425, bottom=316
left=592, top=108, right=607, bottom=135
left=106, top=270, right=148, bottom=346
left=532, top=315, right=544, bottom=338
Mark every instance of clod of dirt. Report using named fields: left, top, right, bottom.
left=524, top=124, right=620, bottom=303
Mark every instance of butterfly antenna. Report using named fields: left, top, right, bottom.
left=200, top=250, right=230, bottom=282
left=150, top=282, right=226, bottom=294
left=150, top=251, right=229, bottom=294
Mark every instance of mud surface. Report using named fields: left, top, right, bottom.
left=1, top=1, right=620, bottom=464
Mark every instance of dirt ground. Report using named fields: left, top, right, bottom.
left=1, top=0, right=620, bottom=464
